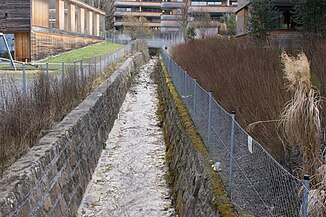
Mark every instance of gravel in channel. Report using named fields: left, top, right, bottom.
left=78, top=58, right=175, bottom=217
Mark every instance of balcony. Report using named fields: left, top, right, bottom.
left=160, top=27, right=180, bottom=32
left=161, top=14, right=180, bottom=21
left=114, top=11, right=162, bottom=17
left=114, top=1, right=161, bottom=8
left=161, top=2, right=185, bottom=9
left=160, top=20, right=182, bottom=28
left=188, top=5, right=237, bottom=13
left=114, top=21, right=161, bottom=27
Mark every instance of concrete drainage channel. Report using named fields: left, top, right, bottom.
left=78, top=58, right=175, bottom=216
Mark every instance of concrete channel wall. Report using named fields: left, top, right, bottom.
left=0, top=52, right=149, bottom=217
left=156, top=59, right=236, bottom=217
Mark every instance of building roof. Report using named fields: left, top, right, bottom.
left=235, top=1, right=250, bottom=14
left=235, top=0, right=294, bottom=14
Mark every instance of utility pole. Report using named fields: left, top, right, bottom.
left=0, top=33, right=16, bottom=71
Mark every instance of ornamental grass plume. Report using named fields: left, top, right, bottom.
left=281, top=51, right=325, bottom=215
left=280, top=51, right=322, bottom=179
left=282, top=52, right=311, bottom=92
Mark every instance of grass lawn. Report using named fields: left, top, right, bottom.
left=42, top=42, right=123, bottom=63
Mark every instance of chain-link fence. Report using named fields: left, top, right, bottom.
left=106, top=32, right=184, bottom=48
left=0, top=40, right=142, bottom=95
left=0, top=40, right=146, bottom=109
left=161, top=48, right=326, bottom=217
left=0, top=40, right=146, bottom=174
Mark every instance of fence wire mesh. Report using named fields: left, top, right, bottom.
left=0, top=41, right=143, bottom=110
left=161, top=48, right=326, bottom=216
left=0, top=41, right=138, bottom=95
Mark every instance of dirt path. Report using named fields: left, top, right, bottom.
left=78, top=58, right=175, bottom=217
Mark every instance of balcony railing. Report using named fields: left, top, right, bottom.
left=114, top=21, right=161, bottom=27
left=191, top=1, right=238, bottom=6
left=113, top=11, right=162, bottom=17
left=161, top=14, right=180, bottom=20
left=114, top=1, right=161, bottom=8
left=161, top=2, right=185, bottom=9
left=188, top=5, right=237, bottom=13
left=115, top=8, right=140, bottom=12
left=160, top=20, right=182, bottom=28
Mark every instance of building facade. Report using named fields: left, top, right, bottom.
left=0, top=0, right=106, bottom=61
left=113, top=0, right=238, bottom=33
left=236, top=0, right=295, bottom=36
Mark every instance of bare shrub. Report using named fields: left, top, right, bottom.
left=0, top=66, right=95, bottom=175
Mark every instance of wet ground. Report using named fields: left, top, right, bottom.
left=78, top=58, right=175, bottom=217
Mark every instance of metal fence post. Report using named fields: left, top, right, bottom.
left=228, top=111, right=236, bottom=196
left=80, top=59, right=83, bottom=79
left=61, top=62, right=64, bottom=82
left=74, top=61, right=76, bottom=76
left=168, top=56, right=172, bottom=78
left=105, top=54, right=107, bottom=68
left=193, top=78, right=197, bottom=113
left=183, top=70, right=187, bottom=96
left=302, top=174, right=309, bottom=217
left=45, top=62, right=49, bottom=82
left=88, top=60, right=91, bottom=77
left=177, top=65, right=181, bottom=90
left=22, top=63, right=26, bottom=95
left=94, top=57, right=97, bottom=74
left=99, top=55, right=102, bottom=73
left=208, top=92, right=212, bottom=146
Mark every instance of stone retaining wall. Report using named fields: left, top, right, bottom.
left=0, top=51, right=149, bottom=217
left=156, top=59, right=236, bottom=217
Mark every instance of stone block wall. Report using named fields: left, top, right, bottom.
left=0, top=51, right=149, bottom=217
left=156, top=59, right=236, bottom=217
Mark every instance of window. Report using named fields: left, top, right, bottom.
left=207, top=2, right=221, bottom=6
left=191, top=2, right=207, bottom=6
left=116, top=8, right=138, bottom=12
left=142, top=8, right=161, bottom=12
left=151, top=18, right=161, bottom=22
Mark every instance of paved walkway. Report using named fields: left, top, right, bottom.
left=78, top=59, right=175, bottom=217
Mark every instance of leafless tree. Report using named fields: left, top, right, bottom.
left=176, top=0, right=191, bottom=39
left=193, top=10, right=214, bottom=39
left=122, top=16, right=153, bottom=39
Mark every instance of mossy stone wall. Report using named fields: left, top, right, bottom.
left=156, top=59, right=236, bottom=217
left=0, top=52, right=149, bottom=217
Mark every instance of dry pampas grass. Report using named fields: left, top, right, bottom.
left=280, top=51, right=322, bottom=178
left=282, top=52, right=311, bottom=92
left=281, top=51, right=325, bottom=215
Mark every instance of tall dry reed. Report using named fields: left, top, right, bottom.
left=172, top=37, right=290, bottom=163
left=171, top=37, right=326, bottom=170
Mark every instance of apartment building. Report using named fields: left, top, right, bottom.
left=0, top=0, right=106, bottom=61
left=113, top=0, right=162, bottom=31
left=113, top=0, right=238, bottom=33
